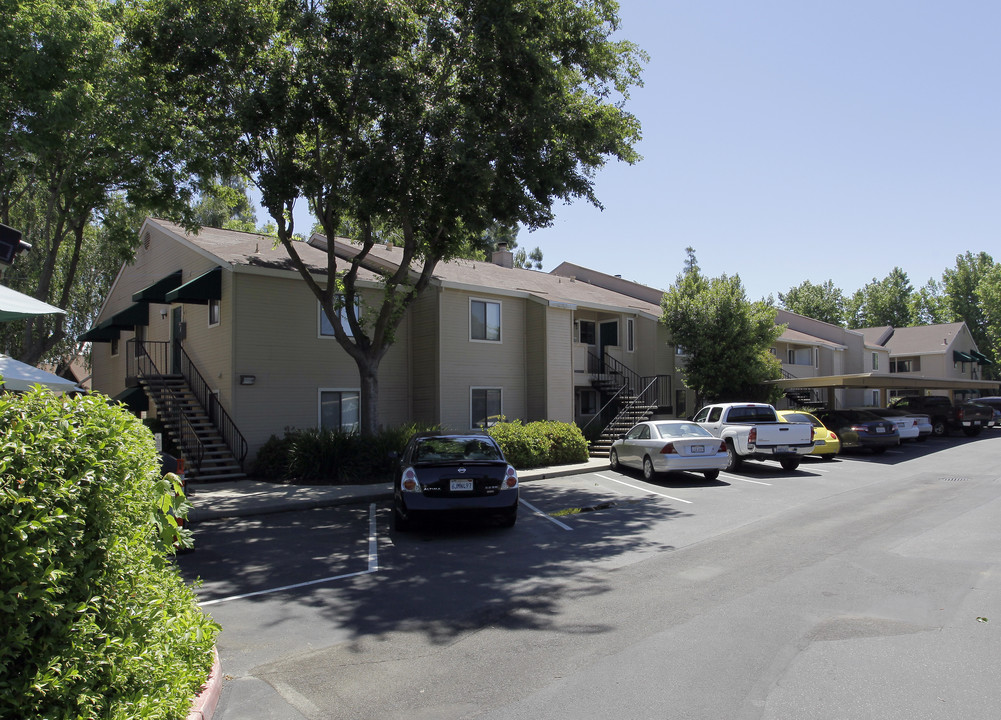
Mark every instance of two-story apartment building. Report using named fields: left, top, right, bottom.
left=84, top=219, right=680, bottom=479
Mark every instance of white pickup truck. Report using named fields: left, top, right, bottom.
left=692, top=402, right=814, bottom=472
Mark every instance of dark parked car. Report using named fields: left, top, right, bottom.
left=888, top=395, right=992, bottom=437
left=392, top=432, right=519, bottom=531
left=813, top=409, right=899, bottom=453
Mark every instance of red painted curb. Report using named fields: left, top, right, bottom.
left=188, top=647, right=221, bottom=720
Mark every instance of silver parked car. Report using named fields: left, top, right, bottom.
left=864, top=407, right=932, bottom=441
left=609, top=420, right=729, bottom=481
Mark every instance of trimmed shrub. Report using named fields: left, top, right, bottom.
left=0, top=388, right=219, bottom=720
left=488, top=420, right=589, bottom=469
left=254, top=423, right=440, bottom=484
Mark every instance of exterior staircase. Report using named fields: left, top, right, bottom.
left=127, top=340, right=248, bottom=483
left=584, top=351, right=669, bottom=458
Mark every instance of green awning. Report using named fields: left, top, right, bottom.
left=108, top=303, right=149, bottom=328
left=953, top=350, right=975, bottom=363
left=112, top=386, right=148, bottom=415
left=132, top=270, right=183, bottom=304
left=970, top=349, right=994, bottom=365
left=78, top=319, right=121, bottom=342
left=164, top=266, right=221, bottom=305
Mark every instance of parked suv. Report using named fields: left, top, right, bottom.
left=888, top=395, right=992, bottom=437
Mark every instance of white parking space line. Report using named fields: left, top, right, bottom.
left=721, top=474, right=772, bottom=485
left=201, top=503, right=380, bottom=607
left=597, top=474, right=693, bottom=504
left=520, top=497, right=573, bottom=530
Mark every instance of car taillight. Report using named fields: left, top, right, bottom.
left=829, top=432, right=838, bottom=440
left=504, top=465, right=519, bottom=488
left=851, top=425, right=866, bottom=432
left=718, top=441, right=727, bottom=452
left=401, top=467, right=419, bottom=492
left=748, top=427, right=757, bottom=444
left=659, top=442, right=678, bottom=454
left=811, top=426, right=816, bottom=441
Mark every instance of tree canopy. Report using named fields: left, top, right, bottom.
left=128, top=0, right=645, bottom=433
left=777, top=280, right=846, bottom=326
left=662, top=249, right=783, bottom=405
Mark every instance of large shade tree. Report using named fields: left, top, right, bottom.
left=777, top=279, right=846, bottom=326
left=662, top=248, right=783, bottom=405
left=844, top=267, right=914, bottom=329
left=128, top=0, right=645, bottom=433
left=1, top=0, right=194, bottom=365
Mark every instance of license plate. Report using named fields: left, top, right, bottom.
left=450, top=479, right=474, bottom=492
left=690, top=445, right=704, bottom=453
left=876, top=426, right=885, bottom=433
left=775, top=445, right=789, bottom=453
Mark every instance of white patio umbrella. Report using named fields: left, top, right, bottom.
left=0, top=354, right=81, bottom=393
left=0, top=283, right=65, bottom=322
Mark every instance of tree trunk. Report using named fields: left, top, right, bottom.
left=356, top=355, right=380, bottom=436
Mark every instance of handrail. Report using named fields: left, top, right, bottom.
left=177, top=345, right=249, bottom=469
left=126, top=340, right=206, bottom=471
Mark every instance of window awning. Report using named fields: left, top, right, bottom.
left=112, top=386, right=148, bottom=414
left=108, top=303, right=149, bottom=328
left=165, top=266, right=221, bottom=305
left=970, top=349, right=993, bottom=365
left=132, top=270, right=183, bottom=304
left=953, top=350, right=975, bottom=363
left=77, top=318, right=121, bottom=342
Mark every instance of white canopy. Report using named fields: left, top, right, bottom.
left=0, top=283, right=65, bottom=322
left=0, top=354, right=80, bottom=393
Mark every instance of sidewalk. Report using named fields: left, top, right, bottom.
left=186, top=457, right=611, bottom=523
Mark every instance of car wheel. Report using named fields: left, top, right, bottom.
left=609, top=448, right=620, bottom=471
left=932, top=420, right=947, bottom=437
left=703, top=469, right=720, bottom=481
left=393, top=505, right=411, bottom=532
left=642, top=456, right=656, bottom=481
left=779, top=458, right=800, bottom=472
left=725, top=441, right=742, bottom=472
left=963, top=426, right=982, bottom=437
left=499, top=505, right=518, bottom=528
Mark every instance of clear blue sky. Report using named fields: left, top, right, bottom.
left=275, top=1, right=1000, bottom=302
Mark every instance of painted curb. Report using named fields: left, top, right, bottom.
left=188, top=646, right=221, bottom=720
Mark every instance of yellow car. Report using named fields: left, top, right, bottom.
left=778, top=410, right=840, bottom=459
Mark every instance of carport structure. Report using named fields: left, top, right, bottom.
left=767, top=373, right=1001, bottom=408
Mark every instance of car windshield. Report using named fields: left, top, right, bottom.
left=655, top=423, right=711, bottom=438
left=413, top=437, right=502, bottom=463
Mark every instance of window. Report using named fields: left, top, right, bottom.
left=872, top=352, right=879, bottom=371
left=110, top=337, right=119, bottom=357
left=626, top=318, right=635, bottom=352
left=578, top=320, right=596, bottom=345
left=470, top=299, right=501, bottom=342
left=208, top=298, right=220, bottom=327
left=577, top=389, right=598, bottom=415
left=320, top=390, right=360, bottom=432
left=676, top=344, right=688, bottom=356
left=890, top=357, right=920, bottom=373
left=471, top=388, right=502, bottom=428
left=320, top=296, right=360, bottom=338
left=675, top=389, right=687, bottom=418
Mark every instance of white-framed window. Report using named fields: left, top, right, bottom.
left=319, top=296, right=360, bottom=339
left=578, top=319, right=596, bottom=345
left=208, top=298, right=221, bottom=327
left=471, top=387, right=502, bottom=428
left=814, top=348, right=820, bottom=369
left=872, top=352, right=879, bottom=371
left=110, top=337, right=120, bottom=357
left=470, top=298, right=501, bottom=342
left=319, top=389, right=360, bottom=432
left=626, top=317, right=635, bottom=353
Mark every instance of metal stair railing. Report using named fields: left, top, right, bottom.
left=176, top=345, right=248, bottom=470
left=127, top=339, right=206, bottom=471
left=582, top=348, right=672, bottom=445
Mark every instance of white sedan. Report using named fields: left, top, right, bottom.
left=609, top=421, right=729, bottom=481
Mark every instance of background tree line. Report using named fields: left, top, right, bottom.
left=777, top=252, right=1000, bottom=377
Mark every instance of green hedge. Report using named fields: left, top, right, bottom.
left=487, top=420, right=589, bottom=469
left=0, top=389, right=218, bottom=720
left=253, top=420, right=590, bottom=482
